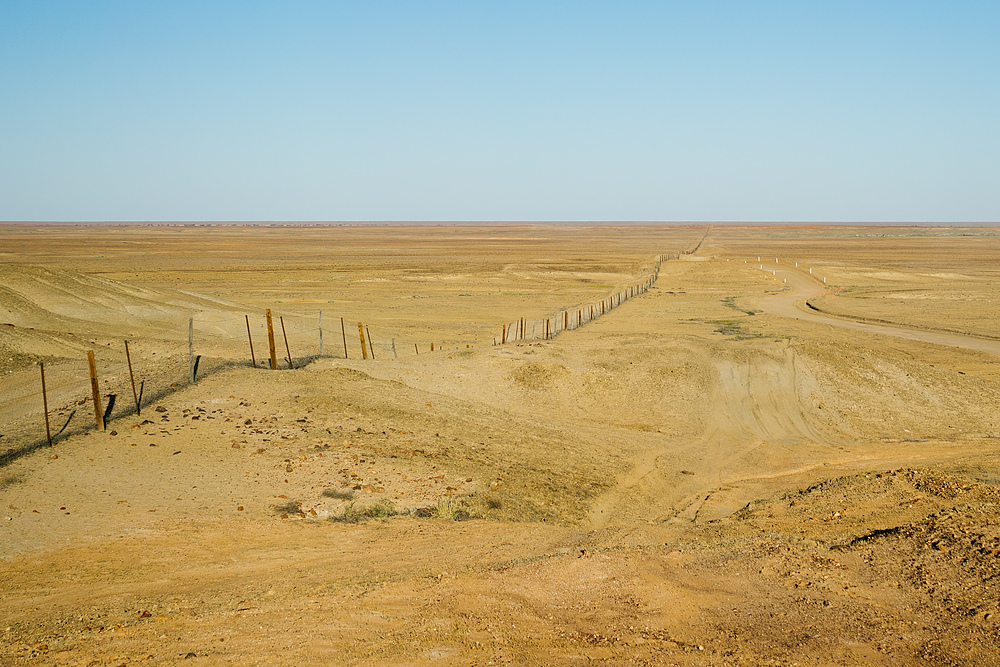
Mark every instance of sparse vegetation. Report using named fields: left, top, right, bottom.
left=721, top=295, right=759, bottom=316
left=322, top=488, right=354, bottom=500
left=330, top=499, right=398, bottom=523
left=274, top=500, right=302, bottom=515
left=710, top=319, right=765, bottom=339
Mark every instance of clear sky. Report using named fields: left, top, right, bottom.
left=1, top=1, right=998, bottom=223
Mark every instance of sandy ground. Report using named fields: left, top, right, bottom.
left=3, top=224, right=1000, bottom=665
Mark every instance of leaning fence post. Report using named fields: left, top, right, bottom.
left=358, top=322, right=368, bottom=360
left=365, top=325, right=376, bottom=360
left=280, top=316, right=293, bottom=369
left=40, top=362, right=52, bottom=445
left=87, top=350, right=104, bottom=430
left=415, top=343, right=419, bottom=355
left=245, top=315, right=256, bottom=367
left=318, top=310, right=324, bottom=357
left=124, top=340, right=140, bottom=416
left=341, top=317, right=348, bottom=359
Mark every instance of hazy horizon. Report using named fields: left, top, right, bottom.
left=3, top=220, right=998, bottom=228
left=3, top=3, right=998, bottom=223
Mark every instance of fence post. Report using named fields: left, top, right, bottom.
left=415, top=343, right=419, bottom=354
left=358, top=322, right=368, bottom=360
left=40, top=362, right=52, bottom=446
left=87, top=350, right=103, bottom=430
left=366, top=325, right=376, bottom=360
left=245, top=315, right=256, bottom=367
left=319, top=310, right=324, bottom=357
left=502, top=324, right=506, bottom=344
left=266, top=309, right=277, bottom=370
left=341, top=317, right=348, bottom=359
left=124, top=340, right=140, bottom=416
left=392, top=338, right=397, bottom=358
left=280, top=316, right=293, bottom=369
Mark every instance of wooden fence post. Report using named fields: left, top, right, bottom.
left=341, top=317, right=348, bottom=359
left=358, top=322, right=368, bottom=360
left=40, top=362, right=52, bottom=445
left=501, top=324, right=506, bottom=344
left=415, top=343, right=419, bottom=354
left=365, top=326, right=376, bottom=360
left=318, top=310, right=324, bottom=357
left=280, top=316, right=293, bottom=369
left=87, top=351, right=103, bottom=430
left=266, top=309, right=277, bottom=370
left=245, top=315, right=256, bottom=367
left=124, top=340, right=140, bottom=416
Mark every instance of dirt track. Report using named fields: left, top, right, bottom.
left=757, top=261, right=1000, bottom=357
left=3, top=225, right=1000, bottom=665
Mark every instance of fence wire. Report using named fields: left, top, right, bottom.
left=2, top=253, right=674, bottom=463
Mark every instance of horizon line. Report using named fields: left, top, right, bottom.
left=2, top=220, right=999, bottom=228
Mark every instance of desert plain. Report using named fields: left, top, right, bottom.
left=2, top=223, right=1000, bottom=666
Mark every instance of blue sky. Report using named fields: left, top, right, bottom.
left=1, top=1, right=998, bottom=222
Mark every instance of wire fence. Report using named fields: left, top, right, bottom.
left=1, top=252, right=675, bottom=465
left=496, top=253, right=671, bottom=344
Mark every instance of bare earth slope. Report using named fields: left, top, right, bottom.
left=3, top=225, right=1000, bottom=665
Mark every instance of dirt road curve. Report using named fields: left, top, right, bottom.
left=758, top=263, right=1000, bottom=357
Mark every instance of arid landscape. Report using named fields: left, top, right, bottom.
left=3, top=223, right=1000, bottom=666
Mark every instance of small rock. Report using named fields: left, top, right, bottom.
left=155, top=406, right=167, bottom=413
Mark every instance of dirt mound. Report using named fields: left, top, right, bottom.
left=0, top=264, right=183, bottom=330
